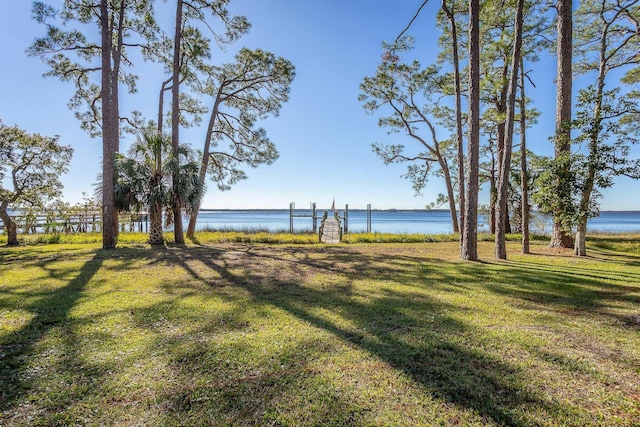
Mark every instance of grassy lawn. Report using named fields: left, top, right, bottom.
left=0, top=236, right=639, bottom=426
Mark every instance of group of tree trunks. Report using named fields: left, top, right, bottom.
left=27, top=0, right=293, bottom=247
left=369, top=0, right=640, bottom=259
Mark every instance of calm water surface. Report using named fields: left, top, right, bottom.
left=190, top=209, right=640, bottom=234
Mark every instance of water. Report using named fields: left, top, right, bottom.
left=194, top=209, right=458, bottom=234
left=4, top=209, right=640, bottom=235
left=582, top=211, right=640, bottom=233
left=191, top=209, right=640, bottom=234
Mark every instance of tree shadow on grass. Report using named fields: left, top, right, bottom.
left=584, top=248, right=640, bottom=267
left=480, top=258, right=640, bottom=315
left=165, top=245, right=582, bottom=425
left=0, top=251, right=105, bottom=418
left=152, top=327, right=369, bottom=426
left=4, top=243, right=636, bottom=425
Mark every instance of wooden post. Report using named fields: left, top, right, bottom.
left=367, top=204, right=372, bottom=233
left=344, top=204, right=349, bottom=234
left=289, top=202, right=294, bottom=233
left=312, top=202, right=317, bottom=233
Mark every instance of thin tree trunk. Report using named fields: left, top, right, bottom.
left=417, top=100, right=459, bottom=235
left=490, top=161, right=496, bottom=234
left=462, top=0, right=480, bottom=261
left=158, top=78, right=172, bottom=136
left=574, top=220, right=587, bottom=256
left=495, top=0, right=524, bottom=259
left=550, top=0, right=574, bottom=249
left=156, top=80, right=171, bottom=239
left=576, top=2, right=609, bottom=257
left=100, top=0, right=117, bottom=250
left=495, top=63, right=509, bottom=191
left=520, top=61, right=530, bottom=254
left=442, top=0, right=465, bottom=252
left=187, top=94, right=223, bottom=238
left=438, top=155, right=459, bottom=233
left=574, top=110, right=599, bottom=257
left=172, top=0, right=185, bottom=244
left=110, top=0, right=126, bottom=240
left=113, top=0, right=125, bottom=153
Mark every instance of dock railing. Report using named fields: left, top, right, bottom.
left=0, top=212, right=149, bottom=235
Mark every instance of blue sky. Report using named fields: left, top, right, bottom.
left=1, top=0, right=638, bottom=211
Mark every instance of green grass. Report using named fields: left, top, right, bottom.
left=1, top=237, right=639, bottom=426
left=0, top=230, right=540, bottom=246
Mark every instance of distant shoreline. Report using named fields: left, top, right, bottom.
left=199, top=208, right=640, bottom=213
left=198, top=208, right=451, bottom=212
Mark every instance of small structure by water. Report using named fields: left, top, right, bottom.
left=319, top=211, right=342, bottom=243
left=288, top=202, right=373, bottom=234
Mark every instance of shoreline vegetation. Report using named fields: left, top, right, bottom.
left=1, top=229, right=639, bottom=249
left=2, top=229, right=470, bottom=246
left=1, top=237, right=639, bottom=425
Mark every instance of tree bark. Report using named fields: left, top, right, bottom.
left=443, top=164, right=459, bottom=234
left=437, top=153, right=459, bottom=234
left=495, top=0, right=524, bottom=259
left=186, top=93, right=223, bottom=238
left=462, top=0, right=480, bottom=261
left=171, top=0, right=185, bottom=244
left=550, top=0, right=574, bottom=249
left=110, top=0, right=126, bottom=241
left=0, top=201, right=18, bottom=246
left=442, top=0, right=465, bottom=252
left=489, top=161, right=496, bottom=234
left=520, top=60, right=530, bottom=254
left=113, top=0, right=125, bottom=154
left=149, top=202, right=164, bottom=245
left=158, top=78, right=172, bottom=136
left=576, top=0, right=611, bottom=257
left=100, top=0, right=117, bottom=250
left=574, top=220, right=587, bottom=256
left=495, top=63, right=509, bottom=188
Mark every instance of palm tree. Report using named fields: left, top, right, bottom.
left=114, top=131, right=203, bottom=245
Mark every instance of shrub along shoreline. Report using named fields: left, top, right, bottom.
left=0, top=230, right=565, bottom=246
left=1, top=230, right=639, bottom=252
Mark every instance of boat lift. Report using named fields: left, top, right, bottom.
left=288, top=202, right=372, bottom=234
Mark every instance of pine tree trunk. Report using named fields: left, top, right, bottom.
left=520, top=61, right=530, bottom=254
left=186, top=95, right=221, bottom=238
left=100, top=0, right=117, bottom=250
left=442, top=0, right=466, bottom=251
left=495, top=0, right=524, bottom=259
left=462, top=0, right=480, bottom=261
left=440, top=157, right=459, bottom=233
left=551, top=0, right=573, bottom=249
left=575, top=0, right=610, bottom=258
left=171, top=0, right=185, bottom=244
left=158, top=79, right=171, bottom=136
left=490, top=170, right=496, bottom=234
